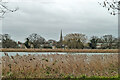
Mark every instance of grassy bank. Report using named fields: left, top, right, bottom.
left=0, top=48, right=118, bottom=53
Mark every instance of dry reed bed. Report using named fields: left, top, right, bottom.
left=1, top=49, right=118, bottom=53
left=0, top=56, right=2, bottom=79
left=1, top=53, right=118, bottom=78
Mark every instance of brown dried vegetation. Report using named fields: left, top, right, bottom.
left=1, top=53, right=118, bottom=78
left=1, top=49, right=118, bottom=53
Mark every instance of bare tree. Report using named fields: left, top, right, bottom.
left=27, top=33, right=46, bottom=48
left=2, top=34, right=18, bottom=48
left=0, top=0, right=18, bottom=17
left=99, top=0, right=120, bottom=15
left=64, top=33, right=87, bottom=44
left=64, top=33, right=87, bottom=49
left=101, top=35, right=117, bottom=49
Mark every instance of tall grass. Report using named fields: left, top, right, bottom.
left=0, top=54, right=2, bottom=79
left=1, top=53, right=118, bottom=78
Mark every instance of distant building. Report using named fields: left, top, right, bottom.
left=56, top=30, right=65, bottom=48
left=18, top=41, right=26, bottom=48
left=60, top=29, right=63, bottom=42
left=96, top=42, right=118, bottom=49
left=18, top=41, right=34, bottom=49
left=42, top=30, right=65, bottom=49
left=96, top=43, right=103, bottom=49
left=44, top=40, right=57, bottom=49
left=48, top=39, right=56, bottom=45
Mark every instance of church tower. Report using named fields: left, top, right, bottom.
left=60, top=29, right=63, bottom=42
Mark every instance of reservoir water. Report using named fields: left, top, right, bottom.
left=1, top=52, right=118, bottom=56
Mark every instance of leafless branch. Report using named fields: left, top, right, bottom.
left=99, top=0, right=120, bottom=15
left=0, top=0, right=18, bottom=18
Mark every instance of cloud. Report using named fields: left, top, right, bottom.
left=2, top=0, right=118, bottom=42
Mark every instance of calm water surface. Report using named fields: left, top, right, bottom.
left=1, top=52, right=118, bottom=56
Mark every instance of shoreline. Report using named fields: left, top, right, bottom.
left=0, top=48, right=118, bottom=53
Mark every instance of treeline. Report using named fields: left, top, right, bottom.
left=0, top=33, right=119, bottom=49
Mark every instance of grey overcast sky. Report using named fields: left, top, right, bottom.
left=1, top=0, right=118, bottom=42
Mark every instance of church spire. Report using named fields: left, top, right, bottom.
left=60, top=29, right=63, bottom=42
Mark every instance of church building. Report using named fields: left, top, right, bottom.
left=59, top=29, right=63, bottom=43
